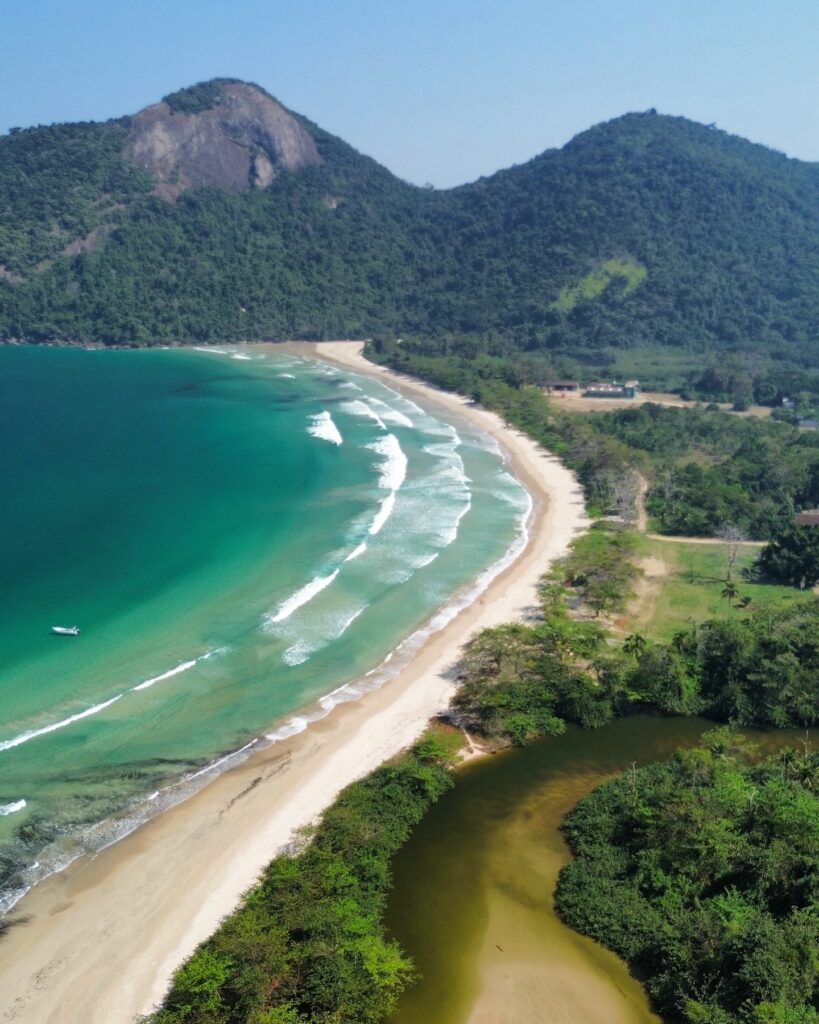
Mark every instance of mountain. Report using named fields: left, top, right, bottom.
left=125, top=81, right=321, bottom=198
left=1, top=78, right=817, bottom=388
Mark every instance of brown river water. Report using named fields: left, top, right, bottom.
left=386, top=715, right=804, bottom=1024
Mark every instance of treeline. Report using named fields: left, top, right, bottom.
left=4, top=100, right=819, bottom=394
left=453, top=523, right=819, bottom=747
left=589, top=403, right=819, bottom=538
left=373, top=348, right=643, bottom=518
left=556, top=730, right=819, bottom=1023
left=146, top=731, right=458, bottom=1024
left=378, top=347, right=819, bottom=539
left=455, top=578, right=819, bottom=744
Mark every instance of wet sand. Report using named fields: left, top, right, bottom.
left=0, top=341, right=588, bottom=1023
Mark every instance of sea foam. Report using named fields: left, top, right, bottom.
left=267, top=569, right=341, bottom=624
left=0, top=800, right=26, bottom=816
left=366, top=396, right=414, bottom=428
left=307, top=411, right=343, bottom=446
left=340, top=399, right=387, bottom=431
left=0, top=694, right=125, bottom=753
left=367, top=434, right=407, bottom=491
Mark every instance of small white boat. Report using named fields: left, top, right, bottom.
left=51, top=626, right=80, bottom=636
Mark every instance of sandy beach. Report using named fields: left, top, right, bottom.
left=0, top=341, right=588, bottom=1024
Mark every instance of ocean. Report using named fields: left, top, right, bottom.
left=0, top=344, right=530, bottom=913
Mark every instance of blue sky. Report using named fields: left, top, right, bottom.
left=2, top=0, right=818, bottom=187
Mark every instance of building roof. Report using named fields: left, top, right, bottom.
left=795, top=510, right=819, bottom=526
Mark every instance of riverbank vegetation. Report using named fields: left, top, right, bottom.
left=143, top=354, right=819, bottom=1021
left=146, top=730, right=459, bottom=1024
left=556, top=729, right=819, bottom=1023
left=142, top=540, right=819, bottom=1021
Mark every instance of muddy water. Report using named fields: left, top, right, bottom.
left=386, top=716, right=803, bottom=1024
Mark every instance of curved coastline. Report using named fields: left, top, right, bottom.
left=0, top=341, right=588, bottom=1024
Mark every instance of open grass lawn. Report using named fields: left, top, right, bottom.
left=627, top=536, right=804, bottom=642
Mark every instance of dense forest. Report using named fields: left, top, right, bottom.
left=590, top=404, right=819, bottom=538
left=2, top=79, right=819, bottom=394
left=557, top=730, right=819, bottom=1023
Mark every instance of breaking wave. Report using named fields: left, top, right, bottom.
left=267, top=570, right=341, bottom=625
left=367, top=434, right=407, bottom=491
left=307, top=411, right=343, bottom=446
left=0, top=800, right=26, bottom=816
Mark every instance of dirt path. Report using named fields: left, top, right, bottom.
left=633, top=472, right=763, bottom=546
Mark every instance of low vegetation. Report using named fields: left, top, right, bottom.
left=556, top=729, right=819, bottom=1023
left=626, top=537, right=800, bottom=643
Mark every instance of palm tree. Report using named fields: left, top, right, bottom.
left=721, top=579, right=739, bottom=606
left=623, top=633, right=647, bottom=659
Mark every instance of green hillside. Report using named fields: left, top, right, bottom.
left=1, top=82, right=817, bottom=390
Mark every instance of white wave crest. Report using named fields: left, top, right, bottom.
left=282, top=605, right=366, bottom=666
left=307, top=411, right=343, bottom=446
left=131, top=659, right=197, bottom=692
left=340, top=400, right=386, bottom=430
left=0, top=693, right=124, bottom=753
left=267, top=569, right=341, bottom=624
left=266, top=717, right=310, bottom=741
left=131, top=648, right=225, bottom=692
left=185, top=738, right=259, bottom=782
left=0, top=799, right=26, bottom=816
left=369, top=492, right=396, bottom=536
left=231, top=353, right=252, bottom=360
left=345, top=542, right=368, bottom=562
left=366, top=434, right=407, bottom=490
left=278, top=373, right=296, bottom=379
left=366, top=397, right=414, bottom=428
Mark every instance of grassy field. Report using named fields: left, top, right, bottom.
left=619, top=536, right=803, bottom=642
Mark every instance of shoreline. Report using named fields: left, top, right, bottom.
left=0, top=341, right=588, bottom=1024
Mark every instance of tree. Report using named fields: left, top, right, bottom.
left=623, top=633, right=647, bottom=659
left=758, top=523, right=819, bottom=589
left=718, top=522, right=748, bottom=583
left=721, top=579, right=739, bottom=605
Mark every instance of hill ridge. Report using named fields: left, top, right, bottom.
left=0, top=79, right=817, bottom=395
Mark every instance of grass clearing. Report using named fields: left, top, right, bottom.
left=553, top=258, right=647, bottom=313
left=622, top=536, right=802, bottom=642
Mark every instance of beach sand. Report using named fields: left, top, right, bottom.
left=0, top=341, right=588, bottom=1024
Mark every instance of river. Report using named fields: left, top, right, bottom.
left=386, top=715, right=804, bottom=1024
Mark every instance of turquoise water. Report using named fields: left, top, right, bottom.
left=0, top=345, right=529, bottom=912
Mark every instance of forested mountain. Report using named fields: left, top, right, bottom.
left=1, top=78, right=817, bottom=381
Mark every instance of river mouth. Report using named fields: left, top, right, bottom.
left=386, top=715, right=805, bottom=1024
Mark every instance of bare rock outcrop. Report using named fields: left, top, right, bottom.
left=124, top=82, right=321, bottom=199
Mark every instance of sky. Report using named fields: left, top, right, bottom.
left=1, top=0, right=818, bottom=188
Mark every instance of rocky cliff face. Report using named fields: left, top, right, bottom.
left=123, top=82, right=321, bottom=199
